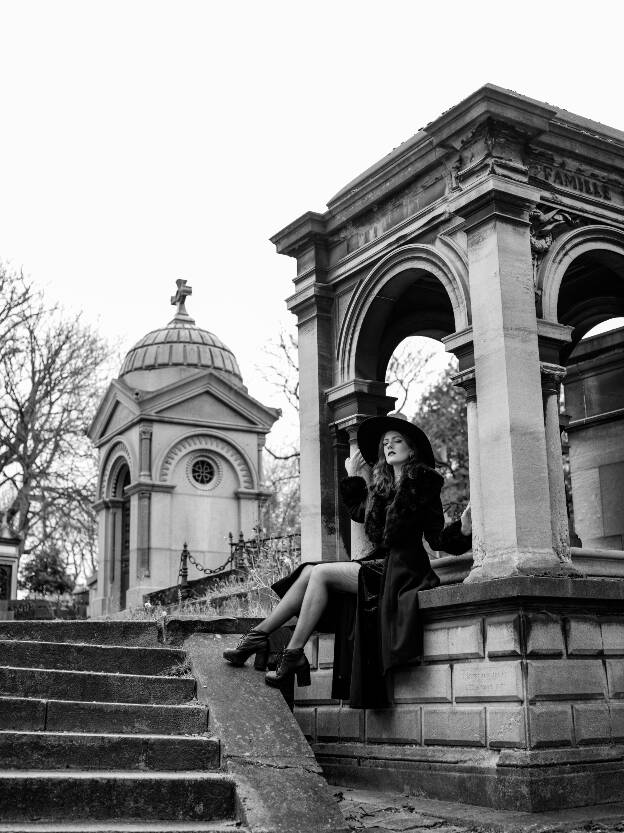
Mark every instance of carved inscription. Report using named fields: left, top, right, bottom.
left=454, top=661, right=523, bottom=701
left=537, top=165, right=611, bottom=201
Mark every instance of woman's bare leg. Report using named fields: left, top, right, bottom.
left=288, top=562, right=360, bottom=649
left=254, top=565, right=314, bottom=634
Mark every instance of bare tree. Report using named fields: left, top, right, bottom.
left=0, top=264, right=112, bottom=584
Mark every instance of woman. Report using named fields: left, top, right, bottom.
left=223, top=414, right=471, bottom=708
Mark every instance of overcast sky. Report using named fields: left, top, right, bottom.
left=1, top=0, right=622, bottom=427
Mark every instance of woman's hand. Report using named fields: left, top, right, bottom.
left=345, top=450, right=372, bottom=484
left=460, top=503, right=472, bottom=536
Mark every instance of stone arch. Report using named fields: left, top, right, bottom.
left=539, top=225, right=624, bottom=324
left=99, top=440, right=134, bottom=498
left=337, top=243, right=470, bottom=383
left=158, top=432, right=256, bottom=490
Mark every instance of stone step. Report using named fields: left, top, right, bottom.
left=0, top=621, right=162, bottom=646
left=0, top=823, right=247, bottom=833
left=0, top=640, right=187, bottom=676
left=0, top=731, right=220, bottom=770
left=0, top=667, right=195, bottom=705
left=0, top=696, right=209, bottom=735
left=0, top=771, right=236, bottom=822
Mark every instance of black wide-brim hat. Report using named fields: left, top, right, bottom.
left=357, top=414, right=435, bottom=468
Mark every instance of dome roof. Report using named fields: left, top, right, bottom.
left=119, top=279, right=243, bottom=384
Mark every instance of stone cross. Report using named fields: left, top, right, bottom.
left=170, top=279, right=193, bottom=317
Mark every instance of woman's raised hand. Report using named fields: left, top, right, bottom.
left=345, top=450, right=372, bottom=484
left=460, top=503, right=472, bottom=536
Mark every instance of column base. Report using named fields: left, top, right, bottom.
left=464, top=547, right=583, bottom=582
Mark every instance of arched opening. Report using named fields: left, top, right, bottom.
left=111, top=464, right=131, bottom=609
left=557, top=250, right=624, bottom=551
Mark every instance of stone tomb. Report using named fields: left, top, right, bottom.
left=271, top=85, right=624, bottom=810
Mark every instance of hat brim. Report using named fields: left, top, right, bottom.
left=356, top=416, right=435, bottom=468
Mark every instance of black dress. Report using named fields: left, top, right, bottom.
left=271, top=463, right=471, bottom=709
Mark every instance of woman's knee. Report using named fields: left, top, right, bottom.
left=296, top=564, right=315, bottom=586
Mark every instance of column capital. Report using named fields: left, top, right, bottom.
left=139, top=423, right=153, bottom=440
left=286, top=283, right=333, bottom=324
left=449, top=176, right=542, bottom=233
left=326, top=378, right=396, bottom=426
left=451, top=367, right=477, bottom=401
left=540, top=361, right=567, bottom=394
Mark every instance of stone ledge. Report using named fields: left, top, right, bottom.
left=419, top=577, right=624, bottom=612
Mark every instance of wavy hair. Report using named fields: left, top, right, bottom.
left=370, top=432, right=419, bottom=499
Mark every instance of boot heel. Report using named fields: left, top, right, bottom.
left=254, top=647, right=269, bottom=671
left=296, top=662, right=311, bottom=687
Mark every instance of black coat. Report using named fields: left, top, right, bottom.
left=272, top=462, right=471, bottom=709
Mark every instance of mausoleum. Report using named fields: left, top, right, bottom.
left=88, top=281, right=279, bottom=615
left=272, top=85, right=624, bottom=810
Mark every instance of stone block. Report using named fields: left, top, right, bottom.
left=486, top=707, right=526, bottom=748
left=393, top=664, right=452, bottom=703
left=423, top=707, right=485, bottom=747
left=573, top=704, right=611, bottom=744
left=602, top=621, right=624, bottom=656
left=527, top=660, right=606, bottom=701
left=0, top=697, right=46, bottom=731
left=486, top=616, right=521, bottom=658
left=454, top=661, right=523, bottom=702
left=611, top=703, right=624, bottom=740
left=526, top=614, right=564, bottom=656
left=316, top=706, right=362, bottom=741
left=318, top=635, right=335, bottom=669
left=606, top=660, right=624, bottom=698
left=366, top=706, right=421, bottom=744
left=565, top=618, right=602, bottom=656
left=294, top=670, right=338, bottom=705
left=304, top=636, right=318, bottom=670
left=423, top=621, right=483, bottom=661
left=294, top=707, right=316, bottom=741
left=528, top=705, right=573, bottom=748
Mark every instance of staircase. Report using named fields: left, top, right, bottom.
left=0, top=620, right=245, bottom=832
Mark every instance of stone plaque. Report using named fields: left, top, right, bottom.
left=454, top=661, right=523, bottom=702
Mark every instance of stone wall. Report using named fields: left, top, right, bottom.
left=291, top=583, right=624, bottom=810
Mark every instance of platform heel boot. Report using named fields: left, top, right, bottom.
left=265, top=647, right=311, bottom=688
left=223, top=628, right=269, bottom=670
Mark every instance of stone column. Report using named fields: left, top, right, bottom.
left=139, top=424, right=153, bottom=479
left=136, top=490, right=151, bottom=578
left=451, top=369, right=485, bottom=571
left=452, top=180, right=572, bottom=578
left=289, top=287, right=336, bottom=562
left=344, top=425, right=371, bottom=560
left=541, top=363, right=573, bottom=564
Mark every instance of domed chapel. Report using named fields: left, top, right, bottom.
left=88, top=280, right=280, bottom=615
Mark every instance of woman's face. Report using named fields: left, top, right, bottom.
left=381, top=431, right=413, bottom=466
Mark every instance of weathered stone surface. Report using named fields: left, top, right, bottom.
left=187, top=633, right=351, bottom=833
left=526, top=614, right=564, bottom=656
left=0, top=771, right=236, bottom=821
left=573, top=704, right=611, bottom=744
left=0, top=639, right=186, bottom=676
left=0, top=620, right=161, bottom=646
left=294, top=669, right=338, bottom=705
left=0, top=666, right=195, bottom=705
left=486, top=707, right=526, bottom=748
left=453, top=661, right=523, bottom=702
left=0, top=696, right=46, bottom=731
left=527, top=659, right=606, bottom=701
left=422, top=708, right=485, bottom=747
left=606, top=659, right=624, bottom=697
left=601, top=621, right=624, bottom=656
left=423, top=622, right=483, bottom=661
left=393, top=665, right=452, bottom=703
left=366, top=706, right=422, bottom=744
left=486, top=616, right=521, bottom=658
left=0, top=730, right=220, bottom=771
left=611, top=703, right=624, bottom=740
left=317, top=706, right=362, bottom=742
left=294, top=706, right=316, bottom=741
left=565, top=618, right=603, bottom=656
left=318, top=634, right=335, bottom=668
left=528, top=705, right=573, bottom=747
left=45, top=698, right=208, bottom=735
